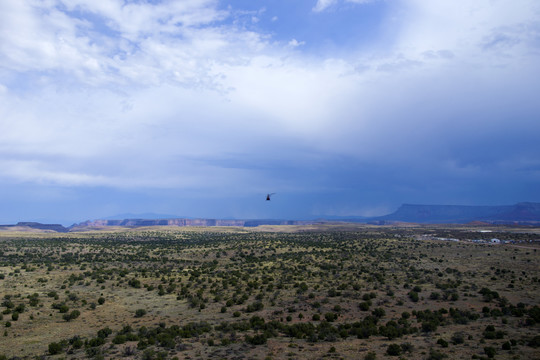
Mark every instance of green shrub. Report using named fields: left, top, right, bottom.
left=72, top=337, right=83, bottom=349
left=135, top=309, right=147, bottom=318
left=386, top=344, right=401, bottom=356
left=400, top=342, right=414, bottom=353
left=359, top=302, right=370, bottom=311
left=427, top=349, right=448, bottom=360
left=484, top=346, right=496, bottom=358
left=246, top=301, right=264, bottom=313
left=324, top=312, right=337, bottom=322
left=437, top=338, right=449, bottom=348
left=97, top=327, right=112, bottom=339
left=408, top=291, right=419, bottom=302
left=129, top=278, right=141, bottom=288
left=245, top=333, right=267, bottom=345
left=88, top=337, right=105, bottom=347
left=364, top=352, right=376, bottom=360
left=479, top=288, right=499, bottom=302
left=422, top=320, right=438, bottom=333
left=48, top=342, right=63, bottom=355
left=113, top=335, right=127, bottom=344
left=63, top=310, right=80, bottom=321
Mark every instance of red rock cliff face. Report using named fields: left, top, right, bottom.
left=73, top=218, right=315, bottom=228
left=75, top=218, right=247, bottom=227
left=165, top=219, right=246, bottom=226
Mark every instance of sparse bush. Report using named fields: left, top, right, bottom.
left=372, top=308, right=385, bottom=318
left=129, top=278, right=141, bottom=288
left=62, top=310, right=80, bottom=322
left=484, top=346, right=496, bottom=358
left=135, top=309, right=147, bottom=318
left=97, top=327, right=112, bottom=339
left=324, top=312, right=337, bottom=322
left=245, top=333, right=267, bottom=345
left=48, top=342, right=63, bottom=355
left=427, top=349, right=448, bottom=360
left=386, top=344, right=401, bottom=356
left=364, top=351, right=376, bottom=360
left=113, top=334, right=127, bottom=344
left=359, top=301, right=370, bottom=311
left=437, top=338, right=449, bottom=347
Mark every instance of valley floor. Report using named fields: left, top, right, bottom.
left=0, top=225, right=539, bottom=359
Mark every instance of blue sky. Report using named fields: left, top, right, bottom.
left=1, top=0, right=539, bottom=225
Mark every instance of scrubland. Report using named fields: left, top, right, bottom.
left=0, top=225, right=539, bottom=359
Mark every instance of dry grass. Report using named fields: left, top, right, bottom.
left=0, top=225, right=539, bottom=359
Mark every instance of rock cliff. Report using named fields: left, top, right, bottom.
left=72, top=218, right=315, bottom=229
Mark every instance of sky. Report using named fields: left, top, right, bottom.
left=1, top=0, right=540, bottom=225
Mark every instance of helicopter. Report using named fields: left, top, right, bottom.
left=266, top=193, right=275, bottom=201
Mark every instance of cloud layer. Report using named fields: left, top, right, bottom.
left=1, top=0, right=539, bottom=223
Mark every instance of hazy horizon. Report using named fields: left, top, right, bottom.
left=4, top=201, right=540, bottom=227
left=1, top=1, right=539, bottom=225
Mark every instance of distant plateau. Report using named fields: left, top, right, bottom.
left=1, top=202, right=539, bottom=232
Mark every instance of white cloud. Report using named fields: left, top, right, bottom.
left=288, top=39, right=305, bottom=48
left=0, top=0, right=539, bottom=196
left=0, top=0, right=261, bottom=88
left=313, top=0, right=376, bottom=12
left=395, top=0, right=540, bottom=60
left=313, top=0, right=338, bottom=12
